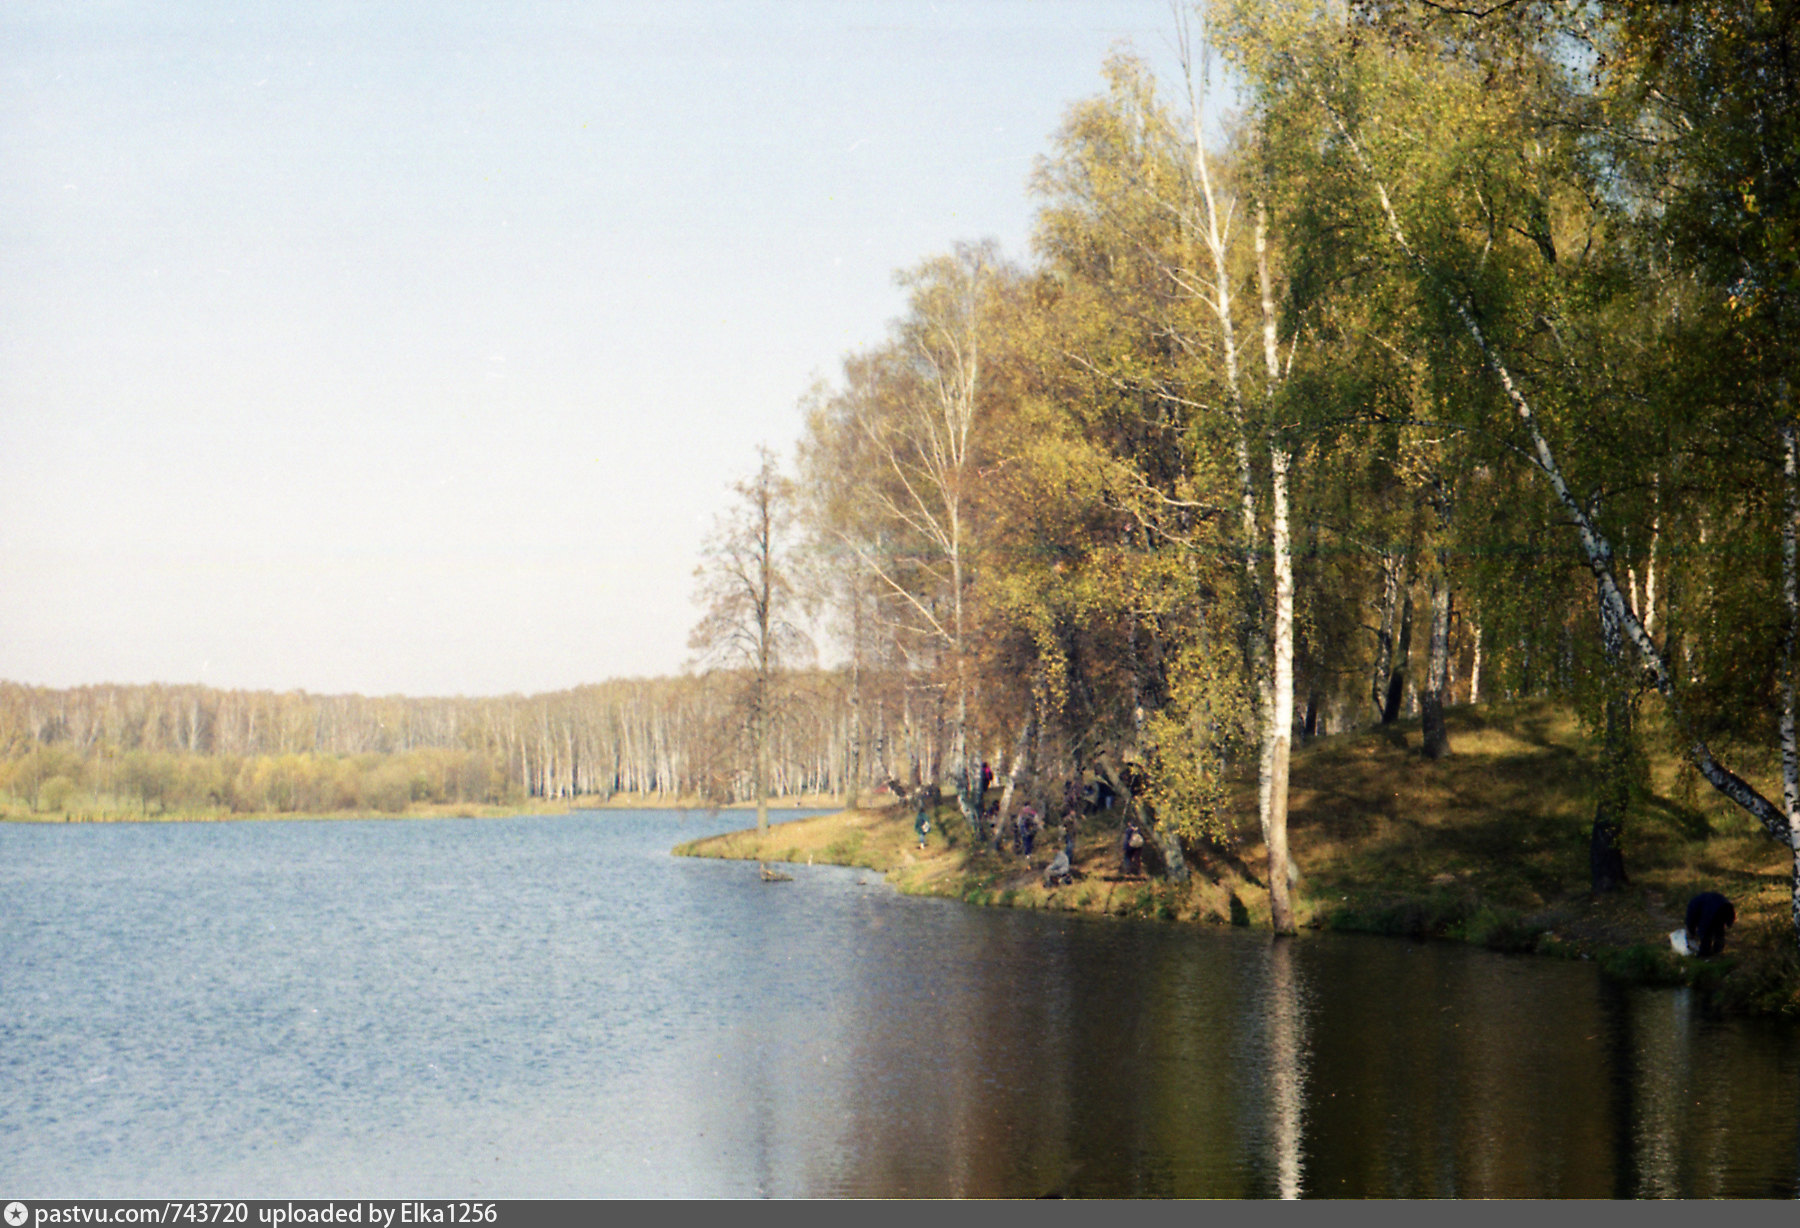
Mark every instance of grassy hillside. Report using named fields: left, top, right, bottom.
left=677, top=700, right=1800, bottom=1017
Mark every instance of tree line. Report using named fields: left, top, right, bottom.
left=0, top=674, right=907, bottom=815
left=692, top=0, right=1800, bottom=944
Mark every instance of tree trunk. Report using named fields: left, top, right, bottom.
left=1186, top=75, right=1273, bottom=878
left=1372, top=552, right=1400, bottom=720
left=1469, top=621, right=1483, bottom=705
left=1420, top=559, right=1451, bottom=760
left=1644, top=476, right=1661, bottom=641
left=755, top=718, right=769, bottom=837
left=1268, top=446, right=1296, bottom=932
left=1783, top=422, right=1800, bottom=945
left=1591, top=576, right=1632, bottom=894
left=998, top=707, right=1036, bottom=834
left=845, top=685, right=861, bottom=811
left=1255, top=203, right=1294, bottom=922
left=1383, top=586, right=1413, bottom=725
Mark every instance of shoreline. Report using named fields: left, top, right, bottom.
left=676, top=703, right=1800, bottom=1019
left=677, top=801, right=1795, bottom=1015
left=0, top=794, right=842, bottom=825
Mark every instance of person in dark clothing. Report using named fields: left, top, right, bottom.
left=978, top=761, right=993, bottom=810
left=1018, top=805, right=1041, bottom=857
left=1685, top=891, right=1736, bottom=957
left=995, top=809, right=1016, bottom=855
left=1122, top=819, right=1145, bottom=876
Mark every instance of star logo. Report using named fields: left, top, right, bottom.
left=4, top=1202, right=28, bottom=1227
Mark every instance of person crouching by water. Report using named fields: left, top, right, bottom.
left=1684, top=891, right=1736, bottom=957
left=1122, top=818, right=1146, bottom=877
left=1043, top=846, right=1073, bottom=888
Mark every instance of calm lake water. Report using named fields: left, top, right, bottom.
left=2, top=810, right=1796, bottom=1198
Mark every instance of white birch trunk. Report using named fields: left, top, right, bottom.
left=998, top=708, right=1036, bottom=839
left=1469, top=621, right=1483, bottom=706
left=1316, top=82, right=1793, bottom=846
left=1183, top=29, right=1275, bottom=857
left=1421, top=563, right=1452, bottom=760
left=1269, top=446, right=1297, bottom=932
left=1258, top=202, right=1297, bottom=929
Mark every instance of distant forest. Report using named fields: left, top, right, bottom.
left=0, top=674, right=928, bottom=815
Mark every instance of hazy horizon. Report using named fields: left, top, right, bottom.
left=2, top=1, right=1192, bottom=699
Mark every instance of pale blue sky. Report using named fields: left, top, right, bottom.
left=1, top=0, right=1193, bottom=697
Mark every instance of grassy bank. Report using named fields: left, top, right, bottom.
left=676, top=700, right=1800, bottom=1018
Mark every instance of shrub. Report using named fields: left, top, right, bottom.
left=1462, top=906, right=1539, bottom=953
left=40, top=774, right=77, bottom=813
left=1704, top=947, right=1800, bottom=1018
left=1597, top=943, right=1688, bottom=986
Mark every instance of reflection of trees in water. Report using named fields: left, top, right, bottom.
left=1289, top=941, right=1800, bottom=1197
left=819, top=916, right=1283, bottom=1195
left=709, top=899, right=1800, bottom=1197
left=1229, top=936, right=1310, bottom=1197
left=1297, top=944, right=1618, bottom=1195
left=1607, top=981, right=1800, bottom=1197
left=1266, top=938, right=1307, bottom=1198
left=1605, top=980, right=1672, bottom=1196
left=811, top=906, right=1084, bottom=1196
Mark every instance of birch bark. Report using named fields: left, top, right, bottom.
left=1421, top=558, right=1451, bottom=760
left=1181, top=23, right=1278, bottom=871
left=1258, top=202, right=1297, bottom=931
left=1469, top=622, right=1483, bottom=706
left=1313, top=79, right=1792, bottom=846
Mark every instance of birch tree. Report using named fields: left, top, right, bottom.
left=1226, top=0, right=1800, bottom=927
left=1173, top=7, right=1300, bottom=927
left=801, top=243, right=999, bottom=837
left=689, top=448, right=811, bottom=836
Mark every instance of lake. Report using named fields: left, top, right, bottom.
left=2, top=810, right=1796, bottom=1197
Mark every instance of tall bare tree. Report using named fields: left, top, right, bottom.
left=689, top=448, right=811, bottom=836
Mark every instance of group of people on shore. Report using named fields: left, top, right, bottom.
left=980, top=769, right=1149, bottom=888
left=893, top=763, right=1155, bottom=887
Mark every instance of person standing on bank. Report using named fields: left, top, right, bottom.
left=1017, top=804, right=1041, bottom=858
left=1122, top=818, right=1145, bottom=877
